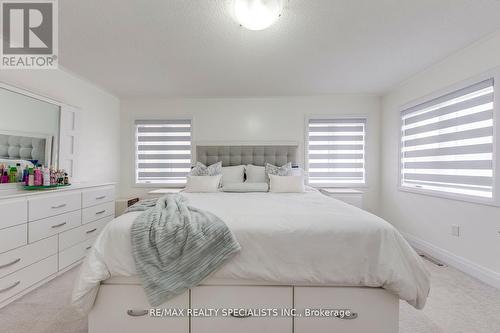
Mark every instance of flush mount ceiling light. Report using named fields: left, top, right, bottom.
left=233, top=0, right=284, bottom=31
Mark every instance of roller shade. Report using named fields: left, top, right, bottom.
left=307, top=118, right=366, bottom=186
left=135, top=119, right=192, bottom=184
left=401, top=79, right=495, bottom=199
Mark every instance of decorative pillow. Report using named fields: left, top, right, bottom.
left=222, top=182, right=269, bottom=192
left=189, top=161, right=222, bottom=176
left=245, top=164, right=267, bottom=183
left=184, top=175, right=222, bottom=193
left=265, top=162, right=292, bottom=182
left=269, top=175, right=305, bottom=193
left=221, top=165, right=245, bottom=186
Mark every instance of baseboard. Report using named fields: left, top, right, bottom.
left=402, top=232, right=500, bottom=290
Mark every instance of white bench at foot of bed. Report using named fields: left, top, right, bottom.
left=89, top=284, right=399, bottom=333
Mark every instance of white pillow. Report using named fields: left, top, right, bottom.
left=223, top=182, right=269, bottom=192
left=245, top=164, right=266, bottom=183
left=184, top=175, right=222, bottom=193
left=269, top=174, right=305, bottom=193
left=221, top=165, right=245, bottom=186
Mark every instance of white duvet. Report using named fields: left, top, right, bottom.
left=72, top=189, right=430, bottom=313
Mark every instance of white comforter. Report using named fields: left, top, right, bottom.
left=72, top=190, right=430, bottom=313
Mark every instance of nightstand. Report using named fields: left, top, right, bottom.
left=115, top=197, right=140, bottom=216
left=319, top=188, right=364, bottom=209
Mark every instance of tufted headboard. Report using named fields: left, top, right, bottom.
left=196, top=144, right=298, bottom=167
left=0, top=132, right=51, bottom=166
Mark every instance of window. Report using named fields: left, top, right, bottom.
left=307, top=117, right=366, bottom=187
left=400, top=78, right=495, bottom=202
left=135, top=119, right=192, bottom=185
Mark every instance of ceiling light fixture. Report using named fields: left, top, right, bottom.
left=233, top=0, right=284, bottom=31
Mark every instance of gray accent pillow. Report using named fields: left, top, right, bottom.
left=265, top=162, right=292, bottom=182
left=189, top=161, right=222, bottom=176
left=223, top=182, right=269, bottom=192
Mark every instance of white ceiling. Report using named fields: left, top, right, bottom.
left=59, top=0, right=500, bottom=98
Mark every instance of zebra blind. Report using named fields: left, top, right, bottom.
left=307, top=118, right=366, bottom=186
left=135, top=119, right=192, bottom=184
left=401, top=79, right=495, bottom=200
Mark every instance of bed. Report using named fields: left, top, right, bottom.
left=73, top=144, right=430, bottom=333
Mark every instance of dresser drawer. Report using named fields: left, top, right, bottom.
left=59, top=215, right=112, bottom=251
left=294, top=287, right=398, bottom=333
left=191, top=286, right=293, bottom=333
left=28, top=210, right=81, bottom=243
left=89, top=285, right=188, bottom=333
left=82, top=186, right=115, bottom=208
left=82, top=201, right=115, bottom=225
left=0, top=236, right=57, bottom=278
left=28, top=192, right=81, bottom=221
left=59, top=237, right=96, bottom=270
left=0, top=254, right=57, bottom=304
left=0, top=198, right=27, bottom=229
left=0, top=224, right=27, bottom=254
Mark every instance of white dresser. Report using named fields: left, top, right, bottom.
left=0, top=183, right=115, bottom=308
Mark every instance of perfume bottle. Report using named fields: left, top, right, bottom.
left=28, top=168, right=35, bottom=186
left=34, top=167, right=43, bottom=186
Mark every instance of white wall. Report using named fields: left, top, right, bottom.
left=381, top=30, right=500, bottom=285
left=120, top=96, right=381, bottom=213
left=0, top=68, right=120, bottom=183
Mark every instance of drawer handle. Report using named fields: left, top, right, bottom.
left=127, top=309, right=149, bottom=317
left=86, top=228, right=97, bottom=234
left=51, top=203, right=67, bottom=209
left=0, top=258, right=21, bottom=269
left=230, top=312, right=252, bottom=319
left=95, top=210, right=106, bottom=215
left=95, top=195, right=106, bottom=200
left=0, top=280, right=20, bottom=293
left=51, top=222, right=67, bottom=228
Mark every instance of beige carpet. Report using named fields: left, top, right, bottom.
left=1, top=260, right=500, bottom=333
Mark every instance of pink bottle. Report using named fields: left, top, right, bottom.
left=34, top=168, right=43, bottom=186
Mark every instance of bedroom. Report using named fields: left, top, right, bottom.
left=0, top=0, right=499, bottom=332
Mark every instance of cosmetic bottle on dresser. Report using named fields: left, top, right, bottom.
left=28, top=168, right=35, bottom=186
left=22, top=167, right=29, bottom=184
left=16, top=163, right=22, bottom=181
left=34, top=166, right=42, bottom=186
left=8, top=165, right=17, bottom=183
left=43, top=167, right=50, bottom=186
left=1, top=167, right=8, bottom=183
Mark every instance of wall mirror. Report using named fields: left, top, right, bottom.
left=0, top=85, right=61, bottom=185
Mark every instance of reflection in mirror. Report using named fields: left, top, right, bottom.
left=0, top=86, right=60, bottom=184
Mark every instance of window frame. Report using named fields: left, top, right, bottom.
left=133, top=117, right=194, bottom=188
left=398, top=70, right=500, bottom=206
left=305, top=115, right=368, bottom=188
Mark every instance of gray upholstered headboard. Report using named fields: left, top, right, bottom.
left=0, top=133, right=50, bottom=165
left=196, top=145, right=298, bottom=167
